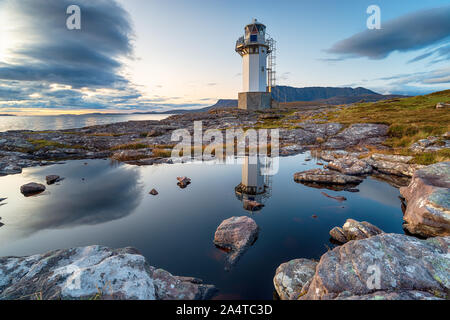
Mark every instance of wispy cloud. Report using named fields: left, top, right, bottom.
left=325, top=6, right=450, bottom=61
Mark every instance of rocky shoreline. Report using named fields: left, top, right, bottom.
left=1, top=107, right=449, bottom=300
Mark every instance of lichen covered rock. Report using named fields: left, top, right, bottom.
left=300, top=234, right=449, bottom=300
left=0, top=246, right=216, bottom=300
left=400, top=162, right=450, bottom=237
left=273, top=259, right=318, bottom=300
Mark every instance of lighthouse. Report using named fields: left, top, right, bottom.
left=235, top=19, right=274, bottom=110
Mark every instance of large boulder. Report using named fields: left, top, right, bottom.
left=400, top=162, right=450, bottom=237
left=273, top=258, right=318, bottom=300
left=330, top=219, right=384, bottom=244
left=213, top=216, right=259, bottom=269
left=300, top=234, right=449, bottom=300
left=0, top=246, right=216, bottom=300
left=294, top=169, right=363, bottom=185
left=20, top=183, right=46, bottom=196
left=326, top=156, right=373, bottom=175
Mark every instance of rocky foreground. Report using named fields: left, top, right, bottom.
left=0, top=246, right=216, bottom=300
left=274, top=233, right=449, bottom=300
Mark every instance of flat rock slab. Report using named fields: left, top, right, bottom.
left=400, top=161, right=450, bottom=237
left=20, top=183, right=46, bottom=196
left=273, top=258, right=318, bottom=300
left=367, top=156, right=422, bottom=177
left=327, top=156, right=373, bottom=175
left=301, top=234, right=449, bottom=300
left=322, top=123, right=388, bottom=149
left=0, top=246, right=216, bottom=300
left=294, top=169, right=363, bottom=185
left=213, top=216, right=259, bottom=269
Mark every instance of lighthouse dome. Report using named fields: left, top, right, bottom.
left=244, top=19, right=266, bottom=44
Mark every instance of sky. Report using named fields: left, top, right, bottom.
left=0, top=0, right=449, bottom=115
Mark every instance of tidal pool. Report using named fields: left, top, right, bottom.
left=0, top=153, right=405, bottom=299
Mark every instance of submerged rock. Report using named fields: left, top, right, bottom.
left=330, top=219, right=384, bottom=244
left=46, top=175, right=61, bottom=185
left=273, top=259, right=318, bottom=300
left=213, top=216, right=259, bottom=269
left=0, top=246, right=216, bottom=300
left=294, top=169, right=363, bottom=185
left=321, top=192, right=346, bottom=202
left=149, top=189, right=159, bottom=196
left=300, top=234, right=449, bottom=300
left=20, top=183, right=46, bottom=196
left=400, top=162, right=450, bottom=237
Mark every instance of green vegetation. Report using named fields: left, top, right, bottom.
left=325, top=90, right=450, bottom=163
left=110, top=142, right=149, bottom=151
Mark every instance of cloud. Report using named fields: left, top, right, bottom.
left=325, top=6, right=450, bottom=61
left=0, top=0, right=134, bottom=88
left=388, top=68, right=450, bottom=85
left=278, top=72, right=291, bottom=81
left=0, top=0, right=212, bottom=112
left=408, top=44, right=450, bottom=64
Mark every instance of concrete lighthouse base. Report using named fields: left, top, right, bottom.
left=238, top=92, right=272, bottom=110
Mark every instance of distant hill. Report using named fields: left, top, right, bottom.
left=130, top=86, right=408, bottom=115
left=0, top=114, right=16, bottom=116
left=271, top=86, right=379, bottom=103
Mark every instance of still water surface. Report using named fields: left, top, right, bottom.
left=0, top=114, right=171, bottom=132
left=0, top=153, right=404, bottom=299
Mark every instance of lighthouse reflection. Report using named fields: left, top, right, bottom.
left=235, top=155, right=273, bottom=212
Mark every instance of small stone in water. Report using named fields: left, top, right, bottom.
left=46, top=175, right=61, bottom=185
left=20, top=183, right=46, bottom=197
left=149, top=189, right=158, bottom=196
left=177, top=177, right=191, bottom=188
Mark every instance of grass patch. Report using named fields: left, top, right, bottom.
left=152, top=148, right=172, bottom=158
left=413, top=149, right=450, bottom=165
left=110, top=142, right=149, bottom=151
left=28, top=139, right=70, bottom=149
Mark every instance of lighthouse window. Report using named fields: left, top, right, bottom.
left=250, top=34, right=257, bottom=42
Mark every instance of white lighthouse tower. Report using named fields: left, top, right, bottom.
left=235, top=19, right=274, bottom=110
